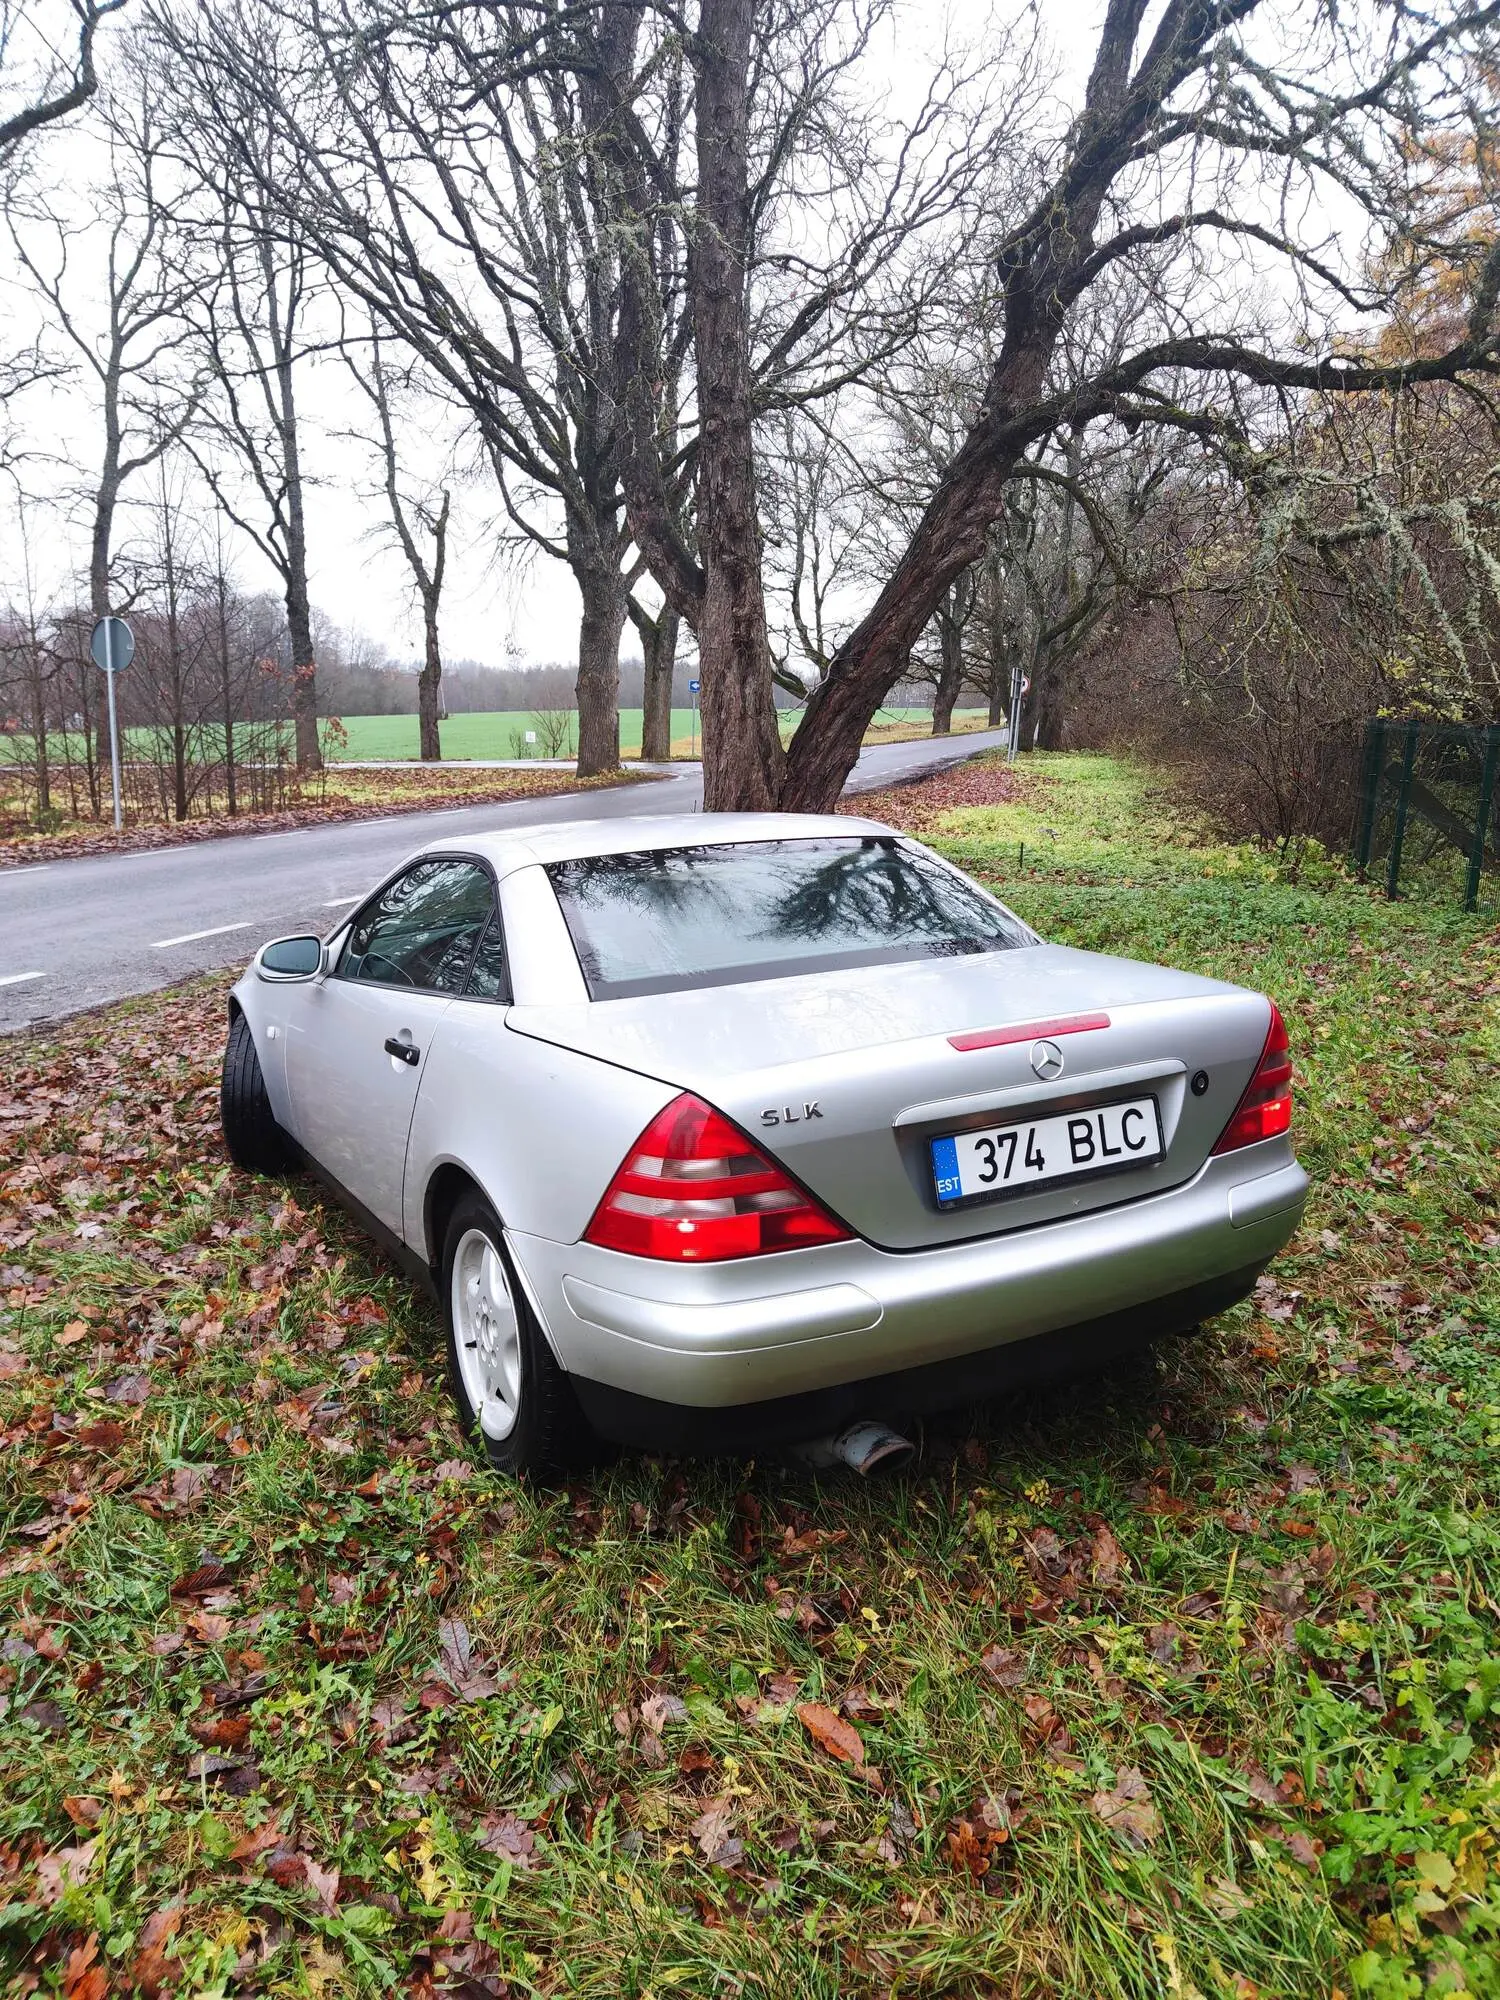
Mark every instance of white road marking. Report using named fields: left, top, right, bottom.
left=0, top=970, right=44, bottom=986
left=1, top=864, right=50, bottom=877
left=323, top=893, right=363, bottom=906
left=150, top=922, right=253, bottom=949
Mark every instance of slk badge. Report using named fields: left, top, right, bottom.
left=1030, top=1038, right=1065, bottom=1081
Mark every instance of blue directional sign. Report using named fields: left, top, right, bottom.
left=688, top=679, right=700, bottom=693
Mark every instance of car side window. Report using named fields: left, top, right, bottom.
left=337, top=860, right=495, bottom=993
left=465, top=917, right=510, bottom=1001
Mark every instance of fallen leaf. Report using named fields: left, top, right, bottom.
left=185, top=1751, right=243, bottom=1780
left=75, top=1419, right=126, bottom=1450
left=839, top=1686, right=884, bottom=1721
left=61, top=1795, right=102, bottom=1828
left=1206, top=1875, right=1253, bottom=1918
left=35, top=1838, right=98, bottom=1904
left=1091, top=1766, right=1161, bottom=1848
left=104, top=1371, right=149, bottom=1404
left=798, top=1700, right=866, bottom=1766
left=1090, top=1524, right=1125, bottom=1584
left=188, top=1711, right=252, bottom=1749
left=979, top=1645, right=1026, bottom=1688
left=303, top=1855, right=340, bottom=1912
left=639, top=1690, right=688, bottom=1734
left=171, top=1560, right=231, bottom=1599
left=130, top=1904, right=182, bottom=2000
left=476, top=1813, right=537, bottom=1871
left=19, top=1698, right=69, bottom=1733
left=228, top=1823, right=282, bottom=1862
left=690, top=1797, right=744, bottom=1867
left=61, top=1932, right=106, bottom=2000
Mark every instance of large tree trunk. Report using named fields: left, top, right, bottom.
left=694, top=0, right=785, bottom=813
left=637, top=604, right=679, bottom=761
left=931, top=590, right=964, bottom=735
left=780, top=443, right=1020, bottom=809
left=575, top=560, right=626, bottom=775
left=1031, top=650, right=1066, bottom=750
left=286, top=576, right=320, bottom=772
left=274, top=298, right=321, bottom=772
left=27, top=647, right=50, bottom=821
left=418, top=592, right=442, bottom=762
left=217, top=570, right=238, bottom=816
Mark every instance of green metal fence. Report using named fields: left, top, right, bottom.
left=1352, top=719, right=1500, bottom=911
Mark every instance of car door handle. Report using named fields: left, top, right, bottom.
left=384, top=1036, right=421, bottom=1067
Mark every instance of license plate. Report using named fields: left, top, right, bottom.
left=930, top=1095, right=1163, bottom=1207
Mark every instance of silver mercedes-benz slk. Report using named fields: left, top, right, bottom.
left=220, top=813, right=1307, bottom=1477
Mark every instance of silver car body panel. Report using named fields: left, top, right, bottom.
left=228, top=810, right=1309, bottom=1422
left=506, top=1140, right=1304, bottom=1406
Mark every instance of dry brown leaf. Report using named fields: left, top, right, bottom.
left=130, top=1904, right=182, bottom=2000
left=1090, top=1524, right=1125, bottom=1584
left=689, top=1797, right=744, bottom=1867
left=35, top=1839, right=98, bottom=1905
left=797, top=1700, right=865, bottom=1766
left=61, top=1933, right=106, bottom=2000
left=1090, top=1766, right=1161, bottom=1848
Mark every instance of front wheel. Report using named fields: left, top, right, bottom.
left=220, top=1012, right=296, bottom=1176
left=441, top=1190, right=589, bottom=1481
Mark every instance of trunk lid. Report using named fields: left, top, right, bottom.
left=508, top=945, right=1273, bottom=1249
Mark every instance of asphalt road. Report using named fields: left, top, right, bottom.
left=1, top=730, right=1007, bottom=1034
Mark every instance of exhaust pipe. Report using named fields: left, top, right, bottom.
left=796, top=1421, right=915, bottom=1475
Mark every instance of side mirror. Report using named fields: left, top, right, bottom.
left=255, top=934, right=326, bottom=982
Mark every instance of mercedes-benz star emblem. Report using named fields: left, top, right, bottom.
left=1030, top=1038, right=1065, bottom=1081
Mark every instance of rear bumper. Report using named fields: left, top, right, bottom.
left=569, top=1265, right=1261, bottom=1452
left=506, top=1142, right=1308, bottom=1426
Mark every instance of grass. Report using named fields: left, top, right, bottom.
left=2, top=752, right=1497, bottom=1998
left=0, top=708, right=991, bottom=770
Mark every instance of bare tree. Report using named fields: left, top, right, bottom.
left=0, top=0, right=126, bottom=158
left=343, top=328, right=450, bottom=761
left=144, top=0, right=690, bottom=777
left=184, top=162, right=322, bottom=771
left=608, top=0, right=1500, bottom=810
left=628, top=594, right=680, bottom=762
left=7, top=78, right=202, bottom=621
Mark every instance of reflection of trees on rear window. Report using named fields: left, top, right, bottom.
left=547, top=839, right=1035, bottom=998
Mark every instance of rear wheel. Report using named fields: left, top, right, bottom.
left=220, top=1012, right=296, bottom=1175
left=441, top=1189, right=589, bottom=1480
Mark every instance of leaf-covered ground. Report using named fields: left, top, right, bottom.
left=0, top=765, right=656, bottom=868
left=2, top=753, right=1496, bottom=1999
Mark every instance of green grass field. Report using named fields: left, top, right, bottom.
left=0, top=708, right=992, bottom=767
left=4, top=752, right=1494, bottom=1997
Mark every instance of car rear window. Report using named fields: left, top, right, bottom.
left=546, top=837, right=1035, bottom=999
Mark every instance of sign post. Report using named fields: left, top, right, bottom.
left=89, top=616, right=135, bottom=830
left=1006, top=671, right=1030, bottom=766
left=688, top=678, right=700, bottom=760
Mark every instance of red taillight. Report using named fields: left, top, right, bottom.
left=584, top=1093, right=851, bottom=1261
left=1212, top=1002, right=1293, bottom=1154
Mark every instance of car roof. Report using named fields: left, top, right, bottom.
left=415, top=810, right=896, bottom=877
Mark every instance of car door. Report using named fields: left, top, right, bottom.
left=282, top=857, right=497, bottom=1234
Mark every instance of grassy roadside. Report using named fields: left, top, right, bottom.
left=0, top=765, right=657, bottom=867
left=2, top=753, right=1496, bottom=1999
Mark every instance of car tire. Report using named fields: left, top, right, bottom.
left=441, top=1190, right=589, bottom=1481
left=220, top=1012, right=297, bottom=1176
